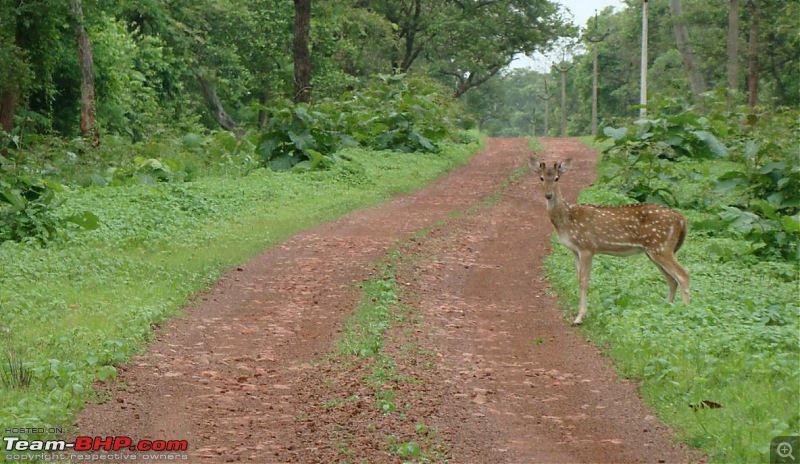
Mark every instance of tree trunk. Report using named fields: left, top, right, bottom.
left=640, top=0, right=648, bottom=118
left=293, top=0, right=312, bottom=103
left=451, top=66, right=503, bottom=98
left=0, top=90, right=17, bottom=133
left=400, top=0, right=422, bottom=72
left=71, top=0, right=99, bottom=146
left=591, top=43, right=599, bottom=137
left=747, top=0, right=759, bottom=109
left=453, top=74, right=474, bottom=99
left=668, top=0, right=706, bottom=107
left=727, top=0, right=740, bottom=105
left=0, top=19, right=28, bottom=135
left=560, top=67, right=567, bottom=137
left=258, top=89, right=270, bottom=129
left=197, top=73, right=238, bottom=132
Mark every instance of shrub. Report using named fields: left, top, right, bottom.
left=336, top=74, right=457, bottom=153
left=257, top=102, right=353, bottom=171
left=598, top=97, right=799, bottom=261
left=0, top=169, right=99, bottom=245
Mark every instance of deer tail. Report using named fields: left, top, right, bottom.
left=674, top=218, right=687, bottom=253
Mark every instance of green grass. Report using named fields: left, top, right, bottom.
left=337, top=252, right=409, bottom=359
left=543, top=183, right=799, bottom=463
left=527, top=137, right=545, bottom=151
left=330, top=243, right=449, bottom=463
left=0, top=141, right=480, bottom=444
left=576, top=135, right=612, bottom=152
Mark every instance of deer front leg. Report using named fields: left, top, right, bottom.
left=573, top=251, right=594, bottom=325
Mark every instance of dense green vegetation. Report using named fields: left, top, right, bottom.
left=542, top=98, right=799, bottom=462
left=1, top=0, right=798, bottom=462
left=0, top=0, right=571, bottom=138
left=2, top=0, right=566, bottom=449
left=1, top=0, right=571, bottom=245
left=469, top=0, right=798, bottom=137
left=0, top=139, right=479, bottom=442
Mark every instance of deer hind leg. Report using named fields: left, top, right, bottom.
left=648, top=251, right=690, bottom=305
left=573, top=251, right=594, bottom=325
left=652, top=261, right=679, bottom=302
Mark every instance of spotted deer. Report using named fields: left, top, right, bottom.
left=531, top=157, right=690, bottom=325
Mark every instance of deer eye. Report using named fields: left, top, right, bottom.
left=540, top=176, right=544, bottom=181
left=555, top=176, right=559, bottom=182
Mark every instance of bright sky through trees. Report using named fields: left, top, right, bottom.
left=510, top=0, right=625, bottom=70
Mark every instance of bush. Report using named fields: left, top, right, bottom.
left=257, top=102, right=353, bottom=171
left=255, top=74, right=465, bottom=172
left=0, top=166, right=99, bottom=245
left=335, top=74, right=458, bottom=153
left=598, top=97, right=799, bottom=261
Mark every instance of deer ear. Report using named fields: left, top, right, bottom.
left=529, top=156, right=543, bottom=173
left=558, top=158, right=573, bottom=174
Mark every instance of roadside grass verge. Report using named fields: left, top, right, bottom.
left=575, top=135, right=612, bottom=152
left=543, top=180, right=799, bottom=463
left=0, top=141, right=480, bottom=444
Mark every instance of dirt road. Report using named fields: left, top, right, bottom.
left=73, top=138, right=698, bottom=463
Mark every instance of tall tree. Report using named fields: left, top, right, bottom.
left=442, top=0, right=573, bottom=97
left=70, top=0, right=99, bottom=145
left=727, top=0, right=739, bottom=104
left=668, top=0, right=706, bottom=107
left=640, top=0, right=648, bottom=117
left=746, top=0, right=759, bottom=109
left=1, top=0, right=65, bottom=134
left=758, top=0, right=799, bottom=106
left=0, top=84, right=17, bottom=133
left=364, top=0, right=573, bottom=98
left=0, top=1, right=32, bottom=133
left=0, top=31, right=24, bottom=133
left=293, top=0, right=312, bottom=103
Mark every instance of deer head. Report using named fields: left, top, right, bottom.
left=530, top=156, right=572, bottom=206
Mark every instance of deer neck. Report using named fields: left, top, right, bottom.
left=546, top=188, right=572, bottom=230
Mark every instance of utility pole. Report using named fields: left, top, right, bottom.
left=640, top=0, right=649, bottom=118
left=584, top=11, right=610, bottom=137
left=552, top=49, right=575, bottom=138
left=536, top=76, right=555, bottom=136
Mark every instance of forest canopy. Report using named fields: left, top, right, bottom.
left=0, top=0, right=573, bottom=138
left=469, top=0, right=799, bottom=137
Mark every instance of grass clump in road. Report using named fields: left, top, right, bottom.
left=0, top=141, right=479, bottom=446
left=338, top=254, right=408, bottom=359
left=313, top=242, right=450, bottom=463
